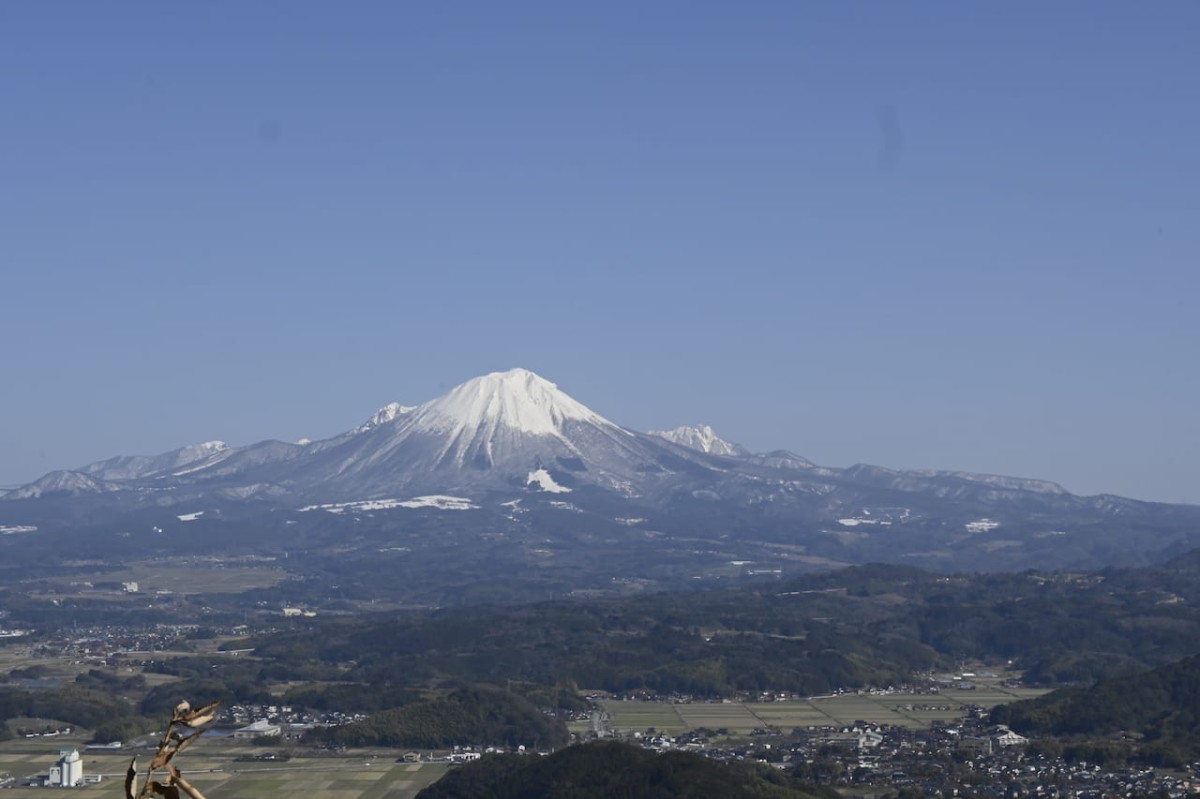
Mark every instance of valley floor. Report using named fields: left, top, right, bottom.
left=592, top=685, right=1048, bottom=736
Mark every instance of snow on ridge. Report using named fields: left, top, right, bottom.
left=527, top=468, right=572, bottom=493
left=166, top=442, right=230, bottom=473
left=355, top=402, right=417, bottom=433
left=186, top=441, right=228, bottom=457
left=650, top=424, right=745, bottom=456
left=911, top=469, right=1066, bottom=494
left=6, top=471, right=110, bottom=499
left=299, top=495, right=479, bottom=513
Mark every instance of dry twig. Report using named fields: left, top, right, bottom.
left=125, top=700, right=220, bottom=799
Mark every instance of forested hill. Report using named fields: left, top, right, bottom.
left=311, top=686, right=568, bottom=750
left=991, top=654, right=1200, bottom=766
left=415, top=740, right=839, bottom=799
left=242, top=552, right=1200, bottom=703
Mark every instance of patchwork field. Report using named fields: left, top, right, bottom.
left=599, top=686, right=1048, bottom=735
left=0, top=740, right=449, bottom=799
left=40, top=560, right=291, bottom=596
left=0, top=643, right=76, bottom=682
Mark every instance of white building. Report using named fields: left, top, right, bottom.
left=48, top=749, right=83, bottom=787
left=233, top=719, right=282, bottom=739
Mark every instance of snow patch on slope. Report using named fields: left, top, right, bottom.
left=299, top=495, right=479, bottom=513
left=527, top=468, right=571, bottom=493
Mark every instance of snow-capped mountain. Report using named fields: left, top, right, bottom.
left=650, top=424, right=747, bottom=457
left=5, top=369, right=718, bottom=502
left=285, top=368, right=717, bottom=497
left=5, top=367, right=1200, bottom=577
left=0, top=368, right=1176, bottom=512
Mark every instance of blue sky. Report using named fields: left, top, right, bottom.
left=2, top=3, right=1197, bottom=502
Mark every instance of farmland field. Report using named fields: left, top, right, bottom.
left=0, top=739, right=449, bottom=799
left=600, top=686, right=1048, bottom=735
left=37, top=560, right=291, bottom=596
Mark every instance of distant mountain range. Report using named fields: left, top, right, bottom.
left=3, top=368, right=1198, bottom=580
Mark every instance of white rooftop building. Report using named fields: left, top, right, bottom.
left=233, top=719, right=282, bottom=739
left=994, top=727, right=1029, bottom=747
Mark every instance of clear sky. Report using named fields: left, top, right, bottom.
left=2, top=3, right=1197, bottom=503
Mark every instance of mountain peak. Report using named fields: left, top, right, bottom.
left=356, top=402, right=417, bottom=433
left=411, top=369, right=607, bottom=439
left=183, top=440, right=228, bottom=457
left=650, top=424, right=746, bottom=456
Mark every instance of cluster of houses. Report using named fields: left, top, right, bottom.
left=597, top=719, right=1199, bottom=798
left=223, top=702, right=368, bottom=739
left=28, top=623, right=222, bottom=666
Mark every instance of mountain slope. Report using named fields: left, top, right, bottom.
left=79, top=441, right=231, bottom=481
left=992, top=654, right=1200, bottom=766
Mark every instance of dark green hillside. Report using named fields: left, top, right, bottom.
left=251, top=576, right=944, bottom=697
left=314, top=686, right=568, bottom=749
left=991, top=654, right=1200, bottom=766
left=243, top=553, right=1200, bottom=702
left=415, top=740, right=836, bottom=799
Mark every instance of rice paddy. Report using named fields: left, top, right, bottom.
left=598, top=686, right=1048, bottom=736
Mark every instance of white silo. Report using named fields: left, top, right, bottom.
left=56, top=749, right=83, bottom=786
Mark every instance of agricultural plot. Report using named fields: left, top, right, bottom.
left=0, top=741, right=449, bottom=799
left=602, top=687, right=1049, bottom=735
left=596, top=701, right=689, bottom=732
left=0, top=644, right=78, bottom=682
left=60, top=561, right=290, bottom=595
